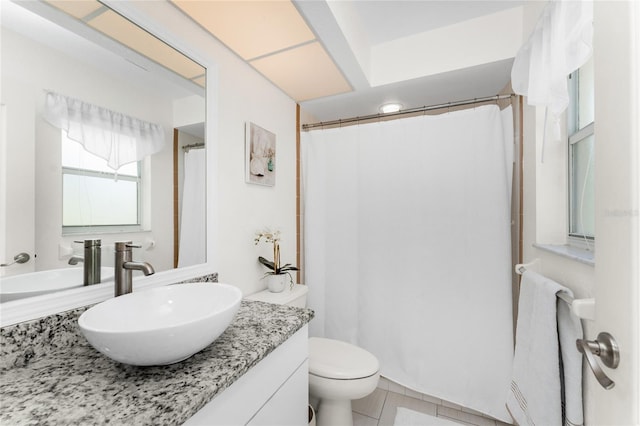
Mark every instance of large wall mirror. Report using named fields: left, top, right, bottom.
left=0, top=0, right=207, bottom=304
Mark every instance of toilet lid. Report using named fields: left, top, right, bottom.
left=309, top=337, right=380, bottom=380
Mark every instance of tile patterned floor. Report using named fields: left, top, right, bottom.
left=350, top=377, right=514, bottom=426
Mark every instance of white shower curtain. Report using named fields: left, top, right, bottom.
left=178, top=148, right=206, bottom=268
left=302, top=105, right=514, bottom=422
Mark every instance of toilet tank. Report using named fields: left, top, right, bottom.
left=245, top=284, right=308, bottom=308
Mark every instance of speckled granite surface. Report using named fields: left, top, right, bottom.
left=177, top=273, right=219, bottom=284
left=0, top=282, right=313, bottom=426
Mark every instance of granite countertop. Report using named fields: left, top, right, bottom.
left=0, top=299, right=313, bottom=426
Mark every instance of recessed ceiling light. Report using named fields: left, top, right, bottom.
left=379, top=103, right=402, bottom=114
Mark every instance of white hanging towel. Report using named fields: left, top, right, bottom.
left=507, top=270, right=584, bottom=426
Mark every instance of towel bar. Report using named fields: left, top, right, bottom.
left=516, top=262, right=574, bottom=305
left=515, top=262, right=596, bottom=320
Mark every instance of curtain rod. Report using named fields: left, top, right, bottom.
left=182, top=143, right=205, bottom=152
left=301, top=93, right=516, bottom=131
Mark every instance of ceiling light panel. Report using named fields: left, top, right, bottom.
left=192, top=75, right=206, bottom=88
left=250, top=41, right=352, bottom=102
left=88, top=10, right=205, bottom=80
left=45, top=0, right=104, bottom=20
left=171, top=0, right=316, bottom=60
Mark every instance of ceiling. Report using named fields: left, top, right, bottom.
left=171, top=0, right=530, bottom=123
left=3, top=0, right=532, bottom=125
left=1, top=0, right=204, bottom=100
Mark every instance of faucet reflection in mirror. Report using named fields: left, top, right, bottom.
left=68, top=239, right=102, bottom=286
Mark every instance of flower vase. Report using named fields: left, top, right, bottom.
left=267, top=274, right=287, bottom=293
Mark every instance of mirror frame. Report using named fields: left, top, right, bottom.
left=0, top=0, right=219, bottom=327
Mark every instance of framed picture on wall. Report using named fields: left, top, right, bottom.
left=245, top=122, right=276, bottom=186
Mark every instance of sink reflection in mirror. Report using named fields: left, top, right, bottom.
left=0, top=267, right=114, bottom=302
left=1, top=0, right=207, bottom=302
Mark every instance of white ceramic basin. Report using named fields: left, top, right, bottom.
left=78, top=283, right=242, bottom=366
left=0, top=267, right=114, bottom=302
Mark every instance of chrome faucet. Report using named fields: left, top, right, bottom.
left=69, top=239, right=102, bottom=286
left=114, top=241, right=155, bottom=297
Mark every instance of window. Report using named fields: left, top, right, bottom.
left=567, top=56, right=595, bottom=242
left=61, top=131, right=142, bottom=233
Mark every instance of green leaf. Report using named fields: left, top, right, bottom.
left=258, top=256, right=276, bottom=271
left=258, top=256, right=297, bottom=274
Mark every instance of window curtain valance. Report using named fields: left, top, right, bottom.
left=43, top=91, right=165, bottom=171
left=511, top=0, right=593, bottom=140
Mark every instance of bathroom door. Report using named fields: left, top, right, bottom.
left=591, top=2, right=639, bottom=424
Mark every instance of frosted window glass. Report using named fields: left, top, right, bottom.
left=568, top=58, right=595, bottom=241
left=62, top=134, right=138, bottom=176
left=570, top=135, right=595, bottom=237
left=578, top=56, right=594, bottom=129
left=61, top=129, right=141, bottom=229
left=63, top=174, right=138, bottom=226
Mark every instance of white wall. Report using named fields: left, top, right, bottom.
left=213, top=26, right=298, bottom=296
left=174, top=95, right=205, bottom=128
left=112, top=1, right=299, bottom=297
left=370, top=7, right=524, bottom=87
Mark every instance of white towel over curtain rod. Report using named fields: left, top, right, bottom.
left=302, top=104, right=514, bottom=422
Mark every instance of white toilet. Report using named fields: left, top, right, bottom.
left=246, top=285, right=380, bottom=426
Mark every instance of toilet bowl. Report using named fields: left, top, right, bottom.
left=309, top=337, right=380, bottom=426
left=246, top=285, right=380, bottom=426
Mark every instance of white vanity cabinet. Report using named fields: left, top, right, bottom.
left=184, top=325, right=309, bottom=426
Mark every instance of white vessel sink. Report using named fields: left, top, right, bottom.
left=0, top=267, right=114, bottom=302
left=78, top=283, right=242, bottom=366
